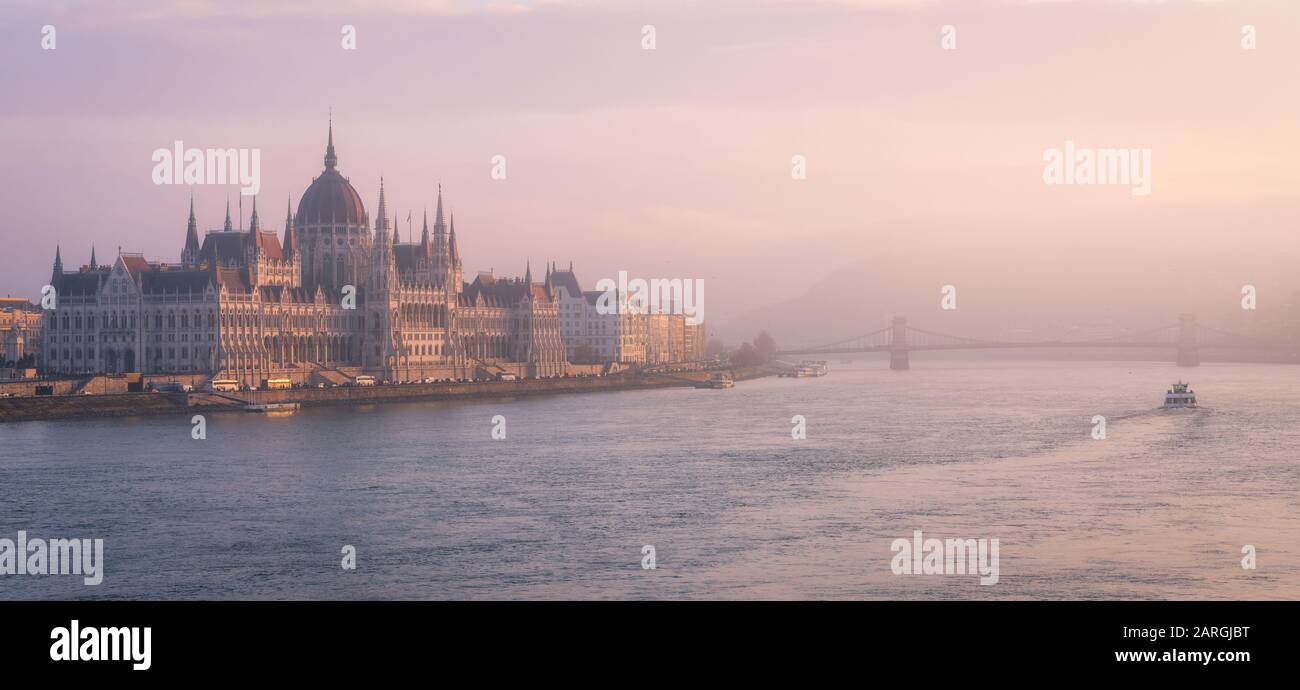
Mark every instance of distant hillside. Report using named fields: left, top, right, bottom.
left=714, top=243, right=1286, bottom=351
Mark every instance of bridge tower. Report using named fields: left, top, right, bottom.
left=889, top=316, right=909, bottom=370
left=1176, top=313, right=1199, bottom=367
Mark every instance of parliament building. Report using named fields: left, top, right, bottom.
left=42, top=124, right=579, bottom=385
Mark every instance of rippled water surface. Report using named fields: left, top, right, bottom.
left=2, top=360, right=1298, bottom=599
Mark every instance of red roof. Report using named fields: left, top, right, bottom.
left=120, top=255, right=151, bottom=279
left=296, top=169, right=367, bottom=226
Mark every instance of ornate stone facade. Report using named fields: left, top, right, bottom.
left=42, top=124, right=567, bottom=385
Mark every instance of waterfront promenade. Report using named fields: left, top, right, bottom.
left=0, top=367, right=770, bottom=423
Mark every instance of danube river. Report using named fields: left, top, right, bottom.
left=2, top=359, right=1298, bottom=599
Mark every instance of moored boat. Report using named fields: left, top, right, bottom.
left=244, top=402, right=301, bottom=413
left=697, top=373, right=734, bottom=389
left=780, top=361, right=829, bottom=378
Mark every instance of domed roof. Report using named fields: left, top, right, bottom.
left=296, top=123, right=366, bottom=226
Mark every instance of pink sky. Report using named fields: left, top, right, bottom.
left=2, top=0, right=1298, bottom=341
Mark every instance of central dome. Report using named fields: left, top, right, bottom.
left=296, top=124, right=366, bottom=226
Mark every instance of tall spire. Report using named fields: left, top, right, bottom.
left=223, top=198, right=233, bottom=232
left=434, top=184, right=445, bottom=231
left=90, top=245, right=97, bottom=271
left=52, top=244, right=63, bottom=281
left=249, top=196, right=260, bottom=232
left=433, top=187, right=448, bottom=258
left=392, top=211, right=401, bottom=246
left=525, top=260, right=532, bottom=285
left=374, top=178, right=390, bottom=245
left=248, top=196, right=263, bottom=256
left=184, top=197, right=201, bottom=264
left=324, top=112, right=338, bottom=171
left=420, top=209, right=432, bottom=259
left=283, top=196, right=298, bottom=257
left=448, top=212, right=459, bottom=263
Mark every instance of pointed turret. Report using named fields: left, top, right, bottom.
left=420, top=209, right=432, bottom=258
left=392, top=212, right=401, bottom=246
left=90, top=245, right=98, bottom=271
left=448, top=213, right=459, bottom=264
left=283, top=196, right=298, bottom=257
left=52, top=244, right=63, bottom=282
left=248, top=196, right=261, bottom=232
left=183, top=197, right=201, bottom=265
left=248, top=196, right=264, bottom=256
left=374, top=178, right=390, bottom=246
left=434, top=184, right=445, bottom=231
left=223, top=198, right=233, bottom=232
left=525, top=261, right=533, bottom=285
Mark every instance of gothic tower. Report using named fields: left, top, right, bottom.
left=182, top=198, right=201, bottom=266
left=51, top=245, right=63, bottom=283
left=364, top=180, right=401, bottom=372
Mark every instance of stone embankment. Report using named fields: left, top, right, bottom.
left=0, top=367, right=772, bottom=423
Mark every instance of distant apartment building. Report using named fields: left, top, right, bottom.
left=0, top=297, right=42, bottom=369
left=683, top=321, right=706, bottom=361
left=645, top=312, right=670, bottom=364
left=645, top=310, right=700, bottom=364
left=544, top=264, right=698, bottom=365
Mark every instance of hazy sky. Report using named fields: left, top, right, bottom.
left=2, top=0, right=1298, bottom=342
